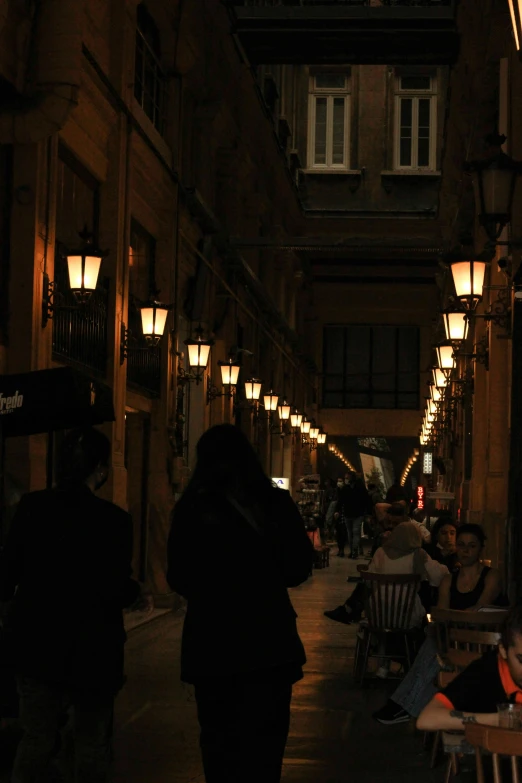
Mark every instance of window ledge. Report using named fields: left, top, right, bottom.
left=381, top=169, right=441, bottom=177
left=303, top=168, right=362, bottom=176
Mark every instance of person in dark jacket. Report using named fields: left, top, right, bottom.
left=0, top=427, right=144, bottom=783
left=338, top=472, right=372, bottom=559
left=167, top=423, right=314, bottom=783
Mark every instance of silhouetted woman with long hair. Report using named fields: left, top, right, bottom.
left=167, top=424, right=313, bottom=783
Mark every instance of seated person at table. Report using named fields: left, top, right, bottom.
left=423, top=517, right=460, bottom=572
left=373, top=523, right=507, bottom=726
left=417, top=604, right=522, bottom=732
left=324, top=509, right=447, bottom=626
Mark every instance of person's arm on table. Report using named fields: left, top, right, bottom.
left=417, top=695, right=498, bottom=732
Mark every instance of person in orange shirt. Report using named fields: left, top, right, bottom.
left=417, top=605, right=522, bottom=732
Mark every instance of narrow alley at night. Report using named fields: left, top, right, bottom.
left=2, top=0, right=522, bottom=780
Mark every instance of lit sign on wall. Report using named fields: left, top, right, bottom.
left=422, top=452, right=433, bottom=475
left=417, top=486, right=425, bottom=510
left=272, top=477, right=290, bottom=490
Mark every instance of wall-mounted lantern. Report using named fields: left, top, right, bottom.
left=263, top=390, right=279, bottom=415
left=42, top=227, right=107, bottom=327
left=207, top=357, right=242, bottom=403
left=290, top=409, right=303, bottom=429
left=450, top=257, right=487, bottom=312
left=435, top=343, right=456, bottom=378
left=442, top=308, right=469, bottom=345
left=181, top=326, right=213, bottom=384
left=465, top=134, right=522, bottom=242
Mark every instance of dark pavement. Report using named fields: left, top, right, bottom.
left=0, top=550, right=447, bottom=782
left=112, top=549, right=443, bottom=783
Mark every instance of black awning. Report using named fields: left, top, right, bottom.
left=0, top=367, right=115, bottom=437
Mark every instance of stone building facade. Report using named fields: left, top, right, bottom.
left=1, top=0, right=522, bottom=595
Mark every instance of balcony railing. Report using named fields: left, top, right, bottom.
left=52, top=249, right=109, bottom=377
left=126, top=299, right=161, bottom=397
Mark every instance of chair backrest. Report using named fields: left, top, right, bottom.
left=432, top=608, right=507, bottom=657
left=359, top=571, right=420, bottom=631
left=465, top=724, right=522, bottom=783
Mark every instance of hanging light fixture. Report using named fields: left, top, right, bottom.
left=328, top=443, right=335, bottom=452
left=442, top=308, right=469, bottom=344
left=245, top=378, right=262, bottom=402
left=184, top=326, right=213, bottom=383
left=317, top=430, right=327, bottom=445
left=263, top=390, right=279, bottom=412
left=300, top=418, right=311, bottom=434
left=309, top=425, right=319, bottom=440
left=435, top=343, right=456, bottom=378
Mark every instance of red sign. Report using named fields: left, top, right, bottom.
left=416, top=486, right=425, bottom=510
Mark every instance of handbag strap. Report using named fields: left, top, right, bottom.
left=225, top=494, right=264, bottom=537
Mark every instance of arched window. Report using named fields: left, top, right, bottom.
left=134, top=3, right=166, bottom=134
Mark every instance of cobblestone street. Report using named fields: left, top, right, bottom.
left=111, top=552, right=444, bottom=783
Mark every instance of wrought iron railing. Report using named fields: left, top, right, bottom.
left=126, top=299, right=161, bottom=397
left=134, top=27, right=167, bottom=135
left=52, top=246, right=108, bottom=376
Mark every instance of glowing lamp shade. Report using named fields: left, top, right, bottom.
left=220, top=359, right=240, bottom=387
left=278, top=400, right=291, bottom=420
left=435, top=343, right=456, bottom=376
left=263, top=390, right=279, bottom=411
left=290, top=410, right=303, bottom=428
left=245, top=379, right=262, bottom=401
left=301, top=419, right=311, bottom=434
left=430, top=384, right=443, bottom=403
left=432, top=368, right=448, bottom=389
left=427, top=399, right=437, bottom=416
left=317, top=432, right=327, bottom=445
left=309, top=426, right=319, bottom=440
left=140, top=302, right=169, bottom=345
left=328, top=443, right=335, bottom=452
left=450, top=260, right=486, bottom=310
left=443, top=310, right=469, bottom=343
left=185, top=333, right=212, bottom=370
left=67, top=251, right=102, bottom=301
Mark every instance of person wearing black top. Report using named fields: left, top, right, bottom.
left=417, top=604, right=522, bottom=731
left=167, top=424, right=314, bottom=783
left=0, top=428, right=145, bottom=783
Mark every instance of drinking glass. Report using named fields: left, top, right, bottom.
left=497, top=703, right=522, bottom=729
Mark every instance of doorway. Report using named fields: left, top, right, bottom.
left=125, top=409, right=151, bottom=583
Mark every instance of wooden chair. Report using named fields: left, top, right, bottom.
left=428, top=610, right=506, bottom=778
left=466, top=723, right=522, bottom=783
left=432, top=609, right=507, bottom=658
left=353, top=571, right=421, bottom=682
